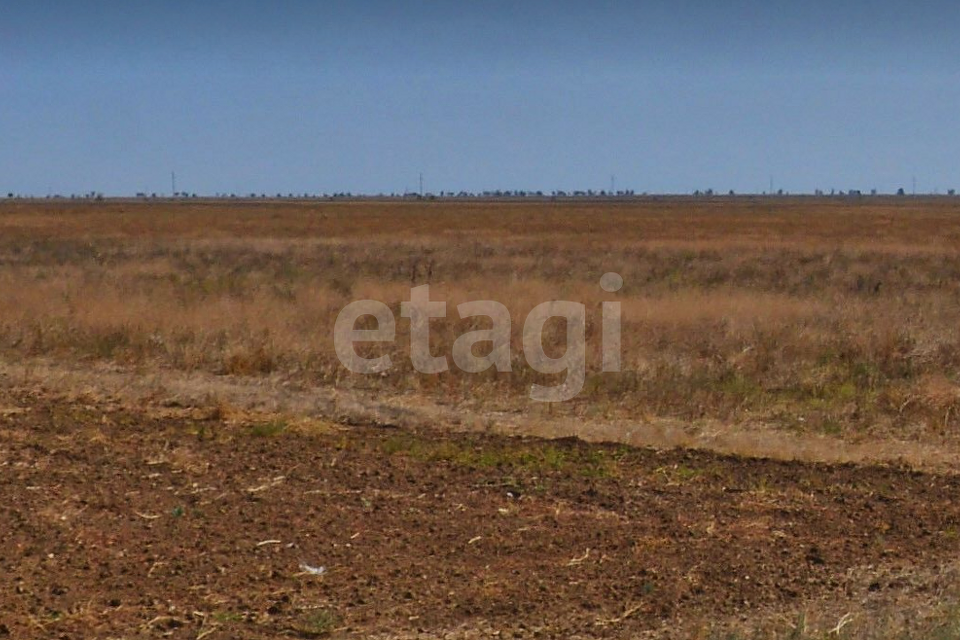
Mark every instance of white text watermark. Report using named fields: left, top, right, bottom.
left=333, top=273, right=623, bottom=402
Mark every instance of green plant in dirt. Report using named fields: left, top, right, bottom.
left=378, top=433, right=625, bottom=479
left=576, top=448, right=618, bottom=478
left=654, top=464, right=702, bottom=485
left=211, top=610, right=243, bottom=624
left=248, top=419, right=288, bottom=438
left=538, top=445, right=568, bottom=470
left=293, top=609, right=341, bottom=637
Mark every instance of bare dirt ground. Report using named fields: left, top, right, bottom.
left=3, top=384, right=960, bottom=639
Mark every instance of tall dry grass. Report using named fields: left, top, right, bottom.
left=3, top=198, right=960, bottom=437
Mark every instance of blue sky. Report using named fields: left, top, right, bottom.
left=2, top=1, right=959, bottom=195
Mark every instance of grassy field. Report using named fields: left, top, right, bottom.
left=4, top=197, right=960, bottom=638
left=3, top=197, right=960, bottom=439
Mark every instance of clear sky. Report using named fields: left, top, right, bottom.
left=2, top=1, right=958, bottom=196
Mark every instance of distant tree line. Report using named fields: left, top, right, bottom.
left=2, top=188, right=958, bottom=200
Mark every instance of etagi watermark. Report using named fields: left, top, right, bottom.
left=334, top=273, right=623, bottom=402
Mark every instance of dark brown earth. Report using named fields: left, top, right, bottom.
left=2, top=389, right=960, bottom=639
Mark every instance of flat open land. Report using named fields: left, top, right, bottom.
left=3, top=198, right=960, bottom=638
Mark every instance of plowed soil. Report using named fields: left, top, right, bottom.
left=2, top=389, right=960, bottom=639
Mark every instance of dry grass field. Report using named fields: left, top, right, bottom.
left=3, top=198, right=960, bottom=438
left=4, top=197, right=960, bottom=638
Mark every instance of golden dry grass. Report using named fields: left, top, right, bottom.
left=3, top=197, right=960, bottom=439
